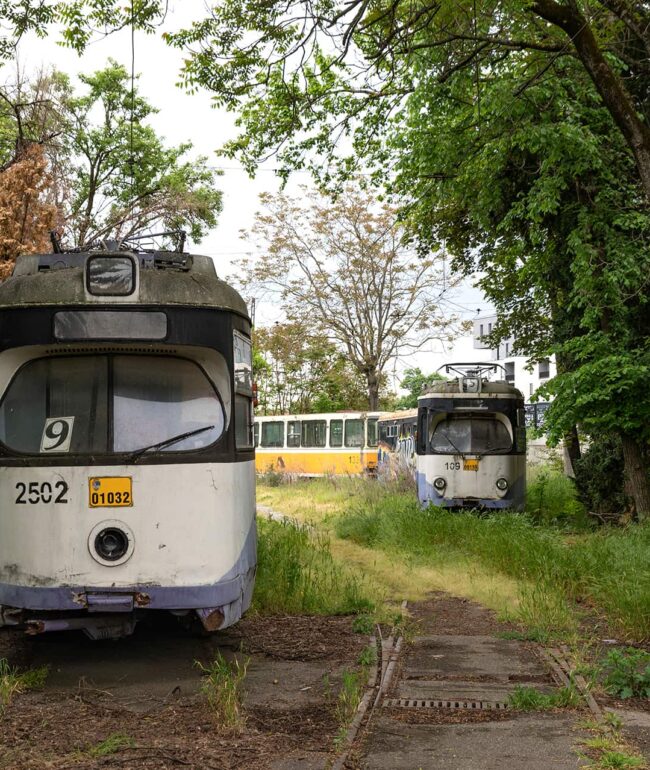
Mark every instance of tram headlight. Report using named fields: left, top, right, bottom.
left=94, top=527, right=129, bottom=561
left=433, top=477, right=446, bottom=491
left=496, top=478, right=509, bottom=491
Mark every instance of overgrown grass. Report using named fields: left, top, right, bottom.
left=253, top=517, right=374, bottom=615
left=195, top=652, right=249, bottom=731
left=88, top=733, right=135, bottom=758
left=258, top=473, right=650, bottom=640
left=0, top=659, right=49, bottom=714
left=508, top=684, right=582, bottom=711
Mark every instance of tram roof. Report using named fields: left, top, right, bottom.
left=0, top=251, right=249, bottom=319
left=420, top=378, right=523, bottom=398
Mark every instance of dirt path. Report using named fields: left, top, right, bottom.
left=1, top=614, right=367, bottom=770
left=352, top=594, right=590, bottom=770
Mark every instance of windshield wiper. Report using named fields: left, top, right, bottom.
left=439, top=431, right=464, bottom=456
left=128, top=425, right=215, bottom=463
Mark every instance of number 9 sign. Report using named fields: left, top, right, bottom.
left=40, top=417, right=75, bottom=453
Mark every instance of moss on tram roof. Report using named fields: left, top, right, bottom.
left=0, top=252, right=249, bottom=318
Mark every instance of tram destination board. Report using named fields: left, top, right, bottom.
left=88, top=477, right=133, bottom=507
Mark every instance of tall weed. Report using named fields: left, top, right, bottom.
left=254, top=518, right=373, bottom=615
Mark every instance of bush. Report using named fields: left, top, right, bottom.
left=601, top=647, right=650, bottom=699
left=527, top=466, right=588, bottom=526
left=574, top=434, right=631, bottom=518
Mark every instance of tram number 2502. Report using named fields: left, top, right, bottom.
left=15, top=481, right=69, bottom=504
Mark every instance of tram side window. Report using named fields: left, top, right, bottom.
left=287, top=421, right=301, bottom=447
left=234, top=394, right=254, bottom=450
left=345, top=419, right=364, bottom=447
left=254, top=422, right=260, bottom=448
left=428, top=414, right=512, bottom=454
left=367, top=418, right=378, bottom=447
left=302, top=420, right=326, bottom=448
left=261, top=421, right=285, bottom=448
left=330, top=419, right=343, bottom=447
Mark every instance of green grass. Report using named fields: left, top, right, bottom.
left=253, top=517, right=374, bottom=615
left=332, top=485, right=650, bottom=640
left=195, top=652, right=249, bottom=731
left=0, top=659, right=49, bottom=714
left=88, top=733, right=135, bottom=758
left=508, top=685, right=582, bottom=711
left=258, top=473, right=650, bottom=641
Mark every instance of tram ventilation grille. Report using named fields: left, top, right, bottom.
left=383, top=698, right=509, bottom=711
left=46, top=347, right=178, bottom=355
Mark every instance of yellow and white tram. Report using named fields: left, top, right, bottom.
left=255, top=412, right=382, bottom=476
left=0, top=247, right=256, bottom=638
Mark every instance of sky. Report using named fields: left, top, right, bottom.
left=18, top=1, right=492, bottom=389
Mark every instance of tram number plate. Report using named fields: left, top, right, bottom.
left=463, top=459, right=479, bottom=471
left=88, top=477, right=132, bottom=507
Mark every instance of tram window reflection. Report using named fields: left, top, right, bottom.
left=113, top=356, right=224, bottom=452
left=301, top=420, right=326, bottom=448
left=261, top=421, right=284, bottom=448
left=345, top=419, right=364, bottom=447
left=287, top=421, right=301, bottom=448
left=429, top=414, right=512, bottom=454
left=367, top=418, right=378, bottom=447
left=0, top=357, right=108, bottom=454
left=330, top=419, right=343, bottom=448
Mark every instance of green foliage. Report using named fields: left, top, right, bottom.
left=61, top=59, right=222, bottom=248
left=253, top=321, right=367, bottom=415
left=253, top=518, right=373, bottom=615
left=195, top=652, right=249, bottom=730
left=88, top=733, right=135, bottom=758
left=334, top=486, right=650, bottom=639
left=0, top=659, right=48, bottom=714
left=508, top=685, right=581, bottom=711
left=601, top=648, right=650, bottom=699
left=351, top=614, right=375, bottom=635
left=335, top=669, right=364, bottom=736
left=574, top=435, right=632, bottom=517
left=526, top=466, right=588, bottom=526
left=395, top=368, right=445, bottom=410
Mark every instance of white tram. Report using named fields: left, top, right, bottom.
left=416, top=364, right=526, bottom=510
left=0, top=247, right=256, bottom=638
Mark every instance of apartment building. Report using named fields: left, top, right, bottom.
left=472, top=313, right=555, bottom=401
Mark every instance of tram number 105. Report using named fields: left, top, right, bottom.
left=15, top=480, right=69, bottom=504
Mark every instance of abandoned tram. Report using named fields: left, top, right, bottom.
left=0, top=245, right=256, bottom=639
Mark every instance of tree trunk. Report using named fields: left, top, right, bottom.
left=366, top=370, right=380, bottom=411
left=562, top=424, right=581, bottom=478
left=621, top=432, right=650, bottom=521
left=532, top=0, right=650, bottom=202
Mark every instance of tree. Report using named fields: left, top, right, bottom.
left=0, top=63, right=223, bottom=255
left=395, top=368, right=445, bottom=410
left=254, top=321, right=368, bottom=415
left=60, top=61, right=222, bottom=249
left=242, top=188, right=460, bottom=410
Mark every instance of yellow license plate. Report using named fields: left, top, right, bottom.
left=88, top=477, right=132, bottom=507
left=463, top=459, right=479, bottom=471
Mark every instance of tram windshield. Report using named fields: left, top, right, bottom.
left=428, top=413, right=512, bottom=454
left=0, top=355, right=225, bottom=455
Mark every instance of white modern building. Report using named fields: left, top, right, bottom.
left=472, top=313, right=555, bottom=402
